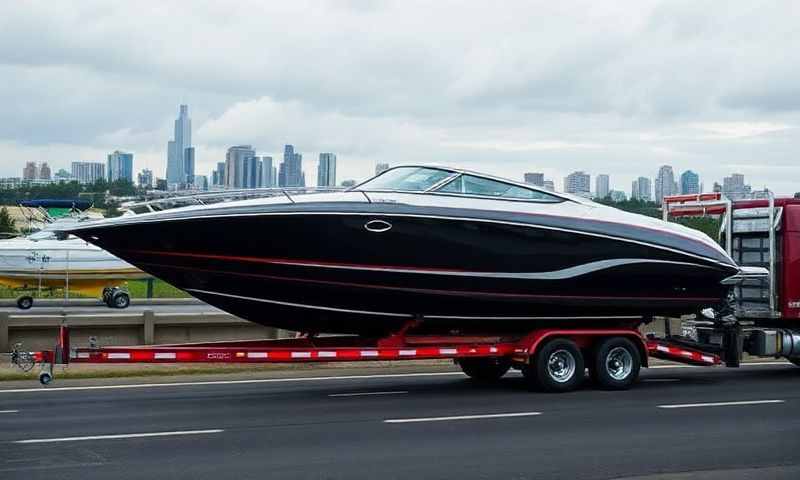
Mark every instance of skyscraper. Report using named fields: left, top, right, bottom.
left=261, top=157, right=275, bottom=187
left=317, top=153, right=337, bottom=187
left=564, top=171, right=590, bottom=197
left=375, top=163, right=390, bottom=175
left=680, top=170, right=700, bottom=195
left=543, top=180, right=555, bottom=191
left=39, top=162, right=51, bottom=180
left=166, top=104, right=192, bottom=186
left=279, top=145, right=304, bottom=187
left=212, top=162, right=226, bottom=187
left=595, top=174, right=610, bottom=199
left=225, top=145, right=256, bottom=188
left=107, top=150, right=134, bottom=182
left=631, top=177, right=652, bottom=201
left=22, top=162, right=37, bottom=180
left=184, top=147, right=195, bottom=185
left=722, top=173, right=751, bottom=200
left=655, top=165, right=678, bottom=204
left=71, top=162, right=105, bottom=184
left=524, top=172, right=545, bottom=187
left=242, top=155, right=262, bottom=188
left=138, top=169, right=154, bottom=189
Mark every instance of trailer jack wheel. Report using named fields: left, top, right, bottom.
left=590, top=337, right=641, bottom=390
left=38, top=363, right=53, bottom=386
left=458, top=357, right=511, bottom=383
left=523, top=338, right=584, bottom=393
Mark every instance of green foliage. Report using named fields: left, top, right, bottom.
left=599, top=197, right=722, bottom=243
left=0, top=179, right=139, bottom=210
left=0, top=206, right=15, bottom=233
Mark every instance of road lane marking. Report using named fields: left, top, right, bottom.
left=0, top=361, right=791, bottom=395
left=385, top=412, right=541, bottom=423
left=0, top=410, right=19, bottom=414
left=329, top=391, right=408, bottom=397
left=658, top=400, right=784, bottom=409
left=13, top=429, right=224, bottom=444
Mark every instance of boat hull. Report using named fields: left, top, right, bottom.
left=69, top=204, right=738, bottom=335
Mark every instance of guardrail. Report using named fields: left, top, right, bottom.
left=0, top=310, right=289, bottom=352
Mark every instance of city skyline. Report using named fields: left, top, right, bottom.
left=1, top=3, right=798, bottom=195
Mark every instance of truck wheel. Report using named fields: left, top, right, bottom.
left=523, top=338, right=584, bottom=392
left=590, top=337, right=641, bottom=390
left=17, top=296, right=34, bottom=310
left=111, top=291, right=130, bottom=309
left=458, top=358, right=511, bottom=382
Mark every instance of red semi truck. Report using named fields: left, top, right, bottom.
left=16, top=192, right=800, bottom=392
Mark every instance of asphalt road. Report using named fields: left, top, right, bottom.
left=1, top=363, right=799, bottom=480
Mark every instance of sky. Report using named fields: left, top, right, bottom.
left=1, top=0, right=799, bottom=194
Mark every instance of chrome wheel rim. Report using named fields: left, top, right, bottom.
left=547, top=349, right=576, bottom=383
left=606, top=347, right=633, bottom=381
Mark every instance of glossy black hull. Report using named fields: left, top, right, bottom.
left=70, top=203, right=738, bottom=335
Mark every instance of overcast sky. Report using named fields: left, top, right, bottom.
left=1, top=1, right=799, bottom=193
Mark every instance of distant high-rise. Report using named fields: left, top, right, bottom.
left=184, top=147, right=195, bottom=185
left=632, top=177, right=652, bottom=201
left=680, top=170, right=700, bottom=195
left=375, top=163, right=390, bottom=175
left=655, top=165, right=678, bottom=204
left=722, top=173, right=751, bottom=200
left=564, top=171, right=590, bottom=197
left=166, top=105, right=193, bottom=186
left=195, top=175, right=209, bottom=191
left=138, top=169, right=154, bottom=189
left=242, top=155, right=262, bottom=189
left=595, top=174, right=610, bottom=199
left=317, top=153, right=337, bottom=187
left=211, top=162, right=225, bottom=187
left=22, top=162, right=37, bottom=180
left=261, top=157, right=275, bottom=188
left=279, top=145, right=304, bottom=187
left=39, top=162, right=51, bottom=180
left=225, top=145, right=256, bottom=188
left=543, top=180, right=555, bottom=191
left=107, top=150, right=134, bottom=182
left=524, top=172, right=545, bottom=187
left=71, top=162, right=105, bottom=184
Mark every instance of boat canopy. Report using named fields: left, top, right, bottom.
left=354, top=166, right=564, bottom=202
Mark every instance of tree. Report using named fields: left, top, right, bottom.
left=795, top=192, right=800, bottom=199
left=0, top=206, right=16, bottom=234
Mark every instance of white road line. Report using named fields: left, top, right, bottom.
left=0, top=372, right=464, bottom=394
left=329, top=391, right=408, bottom=397
left=658, top=400, right=785, bottom=409
left=0, top=409, right=19, bottom=414
left=13, top=429, right=224, bottom=444
left=0, top=361, right=791, bottom=395
left=385, top=412, right=541, bottom=424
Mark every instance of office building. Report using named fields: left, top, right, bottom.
left=225, top=145, right=256, bottom=188
left=22, top=162, right=37, bottom=180
left=211, top=162, right=225, bottom=187
left=317, top=153, right=337, bottom=187
left=279, top=145, right=304, bottom=187
left=261, top=157, right=276, bottom=188
left=375, top=163, right=390, bottom=175
left=107, top=150, right=134, bottom=182
left=524, top=172, right=545, bottom=187
left=242, top=155, right=262, bottom=189
left=722, top=173, right=752, bottom=200
left=543, top=180, right=555, bottom=191
left=39, top=162, right=51, bottom=180
left=564, top=171, right=590, bottom=197
left=166, top=104, right=193, bottom=186
left=595, top=174, right=610, bottom=199
left=680, top=170, right=700, bottom=195
left=631, top=177, right=652, bottom=202
left=71, top=162, right=105, bottom=184
left=655, top=165, right=678, bottom=204
left=184, top=147, right=195, bottom=185
left=138, top=169, right=154, bottom=189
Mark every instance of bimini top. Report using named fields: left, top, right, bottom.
left=352, top=165, right=578, bottom=204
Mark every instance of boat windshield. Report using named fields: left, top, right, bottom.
left=436, top=175, right=562, bottom=202
left=357, top=167, right=454, bottom=192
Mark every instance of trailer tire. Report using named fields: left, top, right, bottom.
left=17, top=296, right=34, bottom=310
left=458, top=358, right=511, bottom=383
left=590, top=337, right=641, bottom=390
left=789, top=358, right=800, bottom=368
left=523, top=338, right=584, bottom=393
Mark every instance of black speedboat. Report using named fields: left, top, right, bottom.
left=67, top=166, right=744, bottom=335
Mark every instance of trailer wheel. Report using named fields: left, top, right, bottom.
left=789, top=358, right=800, bottom=367
left=39, top=372, right=53, bottom=385
left=458, top=358, right=511, bottom=383
left=590, top=337, right=641, bottom=390
left=523, top=338, right=584, bottom=392
left=111, top=291, right=130, bottom=309
left=17, top=296, right=34, bottom=310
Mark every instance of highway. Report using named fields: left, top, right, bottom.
left=1, top=363, right=799, bottom=479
